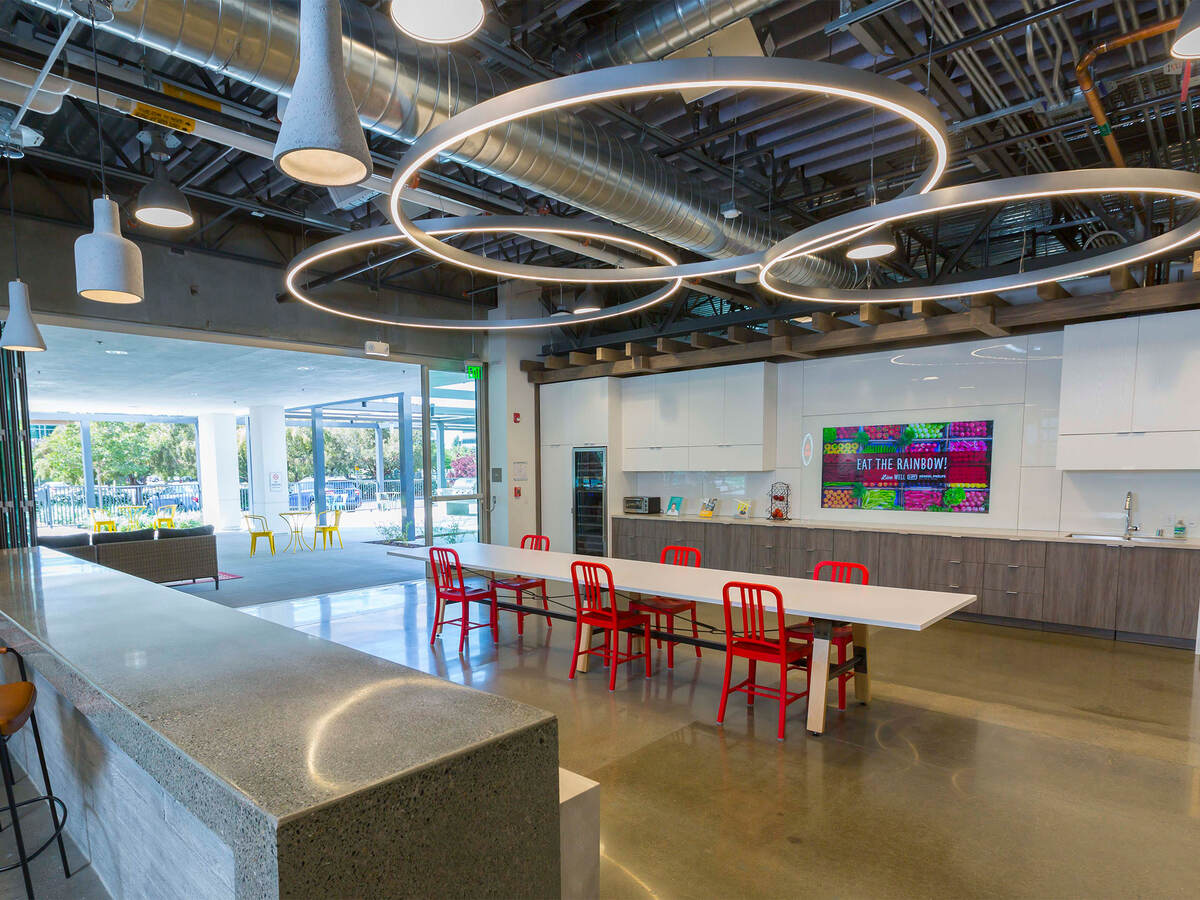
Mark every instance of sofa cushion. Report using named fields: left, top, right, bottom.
left=92, top=528, right=156, bottom=545
left=156, top=525, right=215, bottom=539
left=37, top=532, right=91, bottom=549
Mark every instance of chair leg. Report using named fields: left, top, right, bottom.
left=778, top=661, right=788, bottom=741
left=666, top=614, right=675, bottom=669
left=515, top=589, right=525, bottom=636
left=0, top=740, right=33, bottom=899
left=691, top=606, right=702, bottom=658
left=608, top=629, right=618, bottom=692
left=336, top=530, right=343, bottom=549
left=490, top=591, right=499, bottom=643
left=28, top=712, right=69, bottom=879
left=568, top=621, right=583, bottom=679
left=249, top=535, right=257, bottom=557
left=458, top=602, right=470, bottom=654
left=747, top=660, right=757, bottom=706
left=644, top=624, right=652, bottom=677
left=717, top=653, right=733, bottom=724
left=268, top=534, right=275, bottom=555
left=541, top=584, right=551, bottom=628
left=654, top=613, right=663, bottom=649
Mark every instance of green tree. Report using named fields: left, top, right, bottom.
left=33, top=423, right=83, bottom=484
left=33, top=421, right=197, bottom=486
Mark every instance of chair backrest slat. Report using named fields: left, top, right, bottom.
left=521, top=534, right=550, bottom=551
left=813, top=560, right=869, bottom=586
left=430, top=546, right=465, bottom=594
left=571, top=560, right=616, bottom=625
left=660, top=545, right=701, bottom=567
left=722, top=581, right=788, bottom=652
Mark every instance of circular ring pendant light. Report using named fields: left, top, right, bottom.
left=387, top=57, right=950, bottom=285
left=286, top=217, right=684, bottom=331
left=390, top=0, right=485, bottom=43
left=758, top=168, right=1200, bottom=304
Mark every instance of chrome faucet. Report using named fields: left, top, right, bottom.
left=1124, top=491, right=1139, bottom=538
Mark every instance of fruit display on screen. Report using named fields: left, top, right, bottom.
left=819, top=420, right=994, bottom=514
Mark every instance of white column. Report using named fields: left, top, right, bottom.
left=248, top=405, right=290, bottom=521
left=486, top=283, right=543, bottom=546
left=196, top=413, right=243, bottom=530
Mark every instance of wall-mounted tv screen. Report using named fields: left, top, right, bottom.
left=820, top=420, right=994, bottom=513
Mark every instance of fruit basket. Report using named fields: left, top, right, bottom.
left=767, top=482, right=792, bottom=519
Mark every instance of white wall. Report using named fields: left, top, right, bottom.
left=247, top=405, right=289, bottom=519
left=196, top=413, right=242, bottom=530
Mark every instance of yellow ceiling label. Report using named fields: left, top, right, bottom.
left=162, top=83, right=221, bottom=112
left=130, top=102, right=196, bottom=134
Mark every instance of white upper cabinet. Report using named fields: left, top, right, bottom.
left=1058, top=318, right=1138, bottom=436
left=687, top=370, right=725, bottom=446
left=620, top=376, right=658, bottom=448
left=541, top=378, right=611, bottom=447
left=1131, top=310, right=1200, bottom=432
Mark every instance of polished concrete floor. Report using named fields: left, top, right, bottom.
left=243, top=581, right=1200, bottom=899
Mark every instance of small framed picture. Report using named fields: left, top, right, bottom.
left=666, top=496, right=683, bottom=516
left=698, top=498, right=718, bottom=518
left=735, top=500, right=751, bottom=518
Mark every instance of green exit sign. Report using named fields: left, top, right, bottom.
left=465, top=361, right=483, bottom=380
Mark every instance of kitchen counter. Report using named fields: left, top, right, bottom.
left=612, top=512, right=1200, bottom=549
left=0, top=548, right=559, bottom=898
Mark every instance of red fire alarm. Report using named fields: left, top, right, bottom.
left=513, top=486, right=522, bottom=499
left=513, top=412, right=521, bottom=424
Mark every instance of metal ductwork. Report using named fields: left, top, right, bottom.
left=21, top=0, right=855, bottom=289
left=559, top=0, right=779, bottom=73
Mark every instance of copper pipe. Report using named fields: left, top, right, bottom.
left=1075, top=16, right=1181, bottom=166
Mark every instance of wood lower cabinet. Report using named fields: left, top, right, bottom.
left=1116, top=547, right=1200, bottom=640
left=1042, top=543, right=1121, bottom=631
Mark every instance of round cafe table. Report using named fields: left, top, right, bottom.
left=278, top=511, right=312, bottom=553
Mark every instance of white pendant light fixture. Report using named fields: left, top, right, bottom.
left=74, top=1, right=144, bottom=304
left=135, top=131, right=193, bottom=228
left=1, top=154, right=45, bottom=353
left=844, top=224, right=897, bottom=261
left=390, top=0, right=485, bottom=44
left=274, top=0, right=372, bottom=187
left=1172, top=2, right=1200, bottom=58
left=573, top=285, right=603, bottom=315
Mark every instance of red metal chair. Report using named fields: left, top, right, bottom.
left=490, top=534, right=552, bottom=636
left=429, top=546, right=498, bottom=652
left=718, top=581, right=811, bottom=741
left=630, top=546, right=703, bottom=669
left=786, top=560, right=868, bottom=710
left=568, top=560, right=652, bottom=691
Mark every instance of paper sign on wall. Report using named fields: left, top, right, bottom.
left=512, top=461, right=529, bottom=482
left=269, top=471, right=283, bottom=492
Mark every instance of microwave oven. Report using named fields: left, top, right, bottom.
left=623, top=496, right=662, bottom=515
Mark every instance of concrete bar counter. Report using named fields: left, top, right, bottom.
left=0, top=548, right=559, bottom=898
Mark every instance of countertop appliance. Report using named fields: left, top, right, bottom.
left=623, top=496, right=662, bottom=515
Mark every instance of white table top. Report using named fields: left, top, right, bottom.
left=388, top=543, right=976, bottom=631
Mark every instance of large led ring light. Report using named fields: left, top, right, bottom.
left=388, top=56, right=951, bottom=284
left=759, top=168, right=1200, bottom=305
left=285, top=216, right=683, bottom=330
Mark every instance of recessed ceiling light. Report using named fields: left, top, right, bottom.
left=104, top=349, right=129, bottom=355
left=297, top=365, right=314, bottom=371
left=921, top=375, right=939, bottom=381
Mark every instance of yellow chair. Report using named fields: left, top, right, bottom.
left=244, top=514, right=275, bottom=557
left=153, top=504, right=177, bottom=529
left=88, top=508, right=116, bottom=533
left=313, top=509, right=343, bottom=550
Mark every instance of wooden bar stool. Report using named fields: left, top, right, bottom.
left=0, top=648, right=70, bottom=899
left=717, top=581, right=811, bottom=741
left=490, top=534, right=552, bottom=636
left=630, top=546, right=703, bottom=668
left=429, top=546, right=499, bottom=653
left=786, top=560, right=868, bottom=710
left=568, top=560, right=652, bottom=691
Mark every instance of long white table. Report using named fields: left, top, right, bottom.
left=389, top=542, right=976, bottom=735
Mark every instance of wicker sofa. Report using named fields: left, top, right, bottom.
left=38, top=526, right=220, bottom=590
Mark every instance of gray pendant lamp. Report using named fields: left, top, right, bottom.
left=1, top=155, right=45, bottom=353
left=845, top=225, right=897, bottom=261
left=1173, top=2, right=1200, bottom=58
left=390, top=0, right=485, bottom=43
left=136, top=132, right=193, bottom=228
left=274, top=0, right=372, bottom=187
left=574, top=284, right=603, bottom=315
left=74, top=1, right=144, bottom=304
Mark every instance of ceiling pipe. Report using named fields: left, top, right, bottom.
left=557, top=0, right=778, bottom=73
left=1075, top=16, right=1180, bottom=167
left=20, top=0, right=855, bottom=289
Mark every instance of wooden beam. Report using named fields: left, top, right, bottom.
left=594, top=347, right=624, bottom=363
left=1036, top=282, right=1071, bottom=301
left=1110, top=266, right=1140, bottom=292
left=726, top=325, right=763, bottom=343
left=629, top=356, right=653, bottom=373
left=766, top=320, right=809, bottom=338
left=519, top=360, right=545, bottom=373
left=969, top=305, right=1010, bottom=337
left=770, top=336, right=814, bottom=359
left=624, top=341, right=658, bottom=358
left=567, top=351, right=594, bottom=366
left=970, top=292, right=1008, bottom=308
left=859, top=305, right=900, bottom=326
left=656, top=337, right=690, bottom=353
left=810, top=311, right=854, bottom=332
left=912, top=299, right=950, bottom=317
left=690, top=331, right=731, bottom=348
left=543, top=355, right=570, bottom=370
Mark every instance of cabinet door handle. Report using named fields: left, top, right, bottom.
left=1005, top=590, right=1019, bottom=595
left=949, top=583, right=960, bottom=589
left=948, top=560, right=962, bottom=565
left=1007, top=564, right=1019, bottom=569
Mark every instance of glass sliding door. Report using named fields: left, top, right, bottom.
left=427, top=368, right=482, bottom=545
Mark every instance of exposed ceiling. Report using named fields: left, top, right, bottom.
left=1, top=0, right=1197, bottom=358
